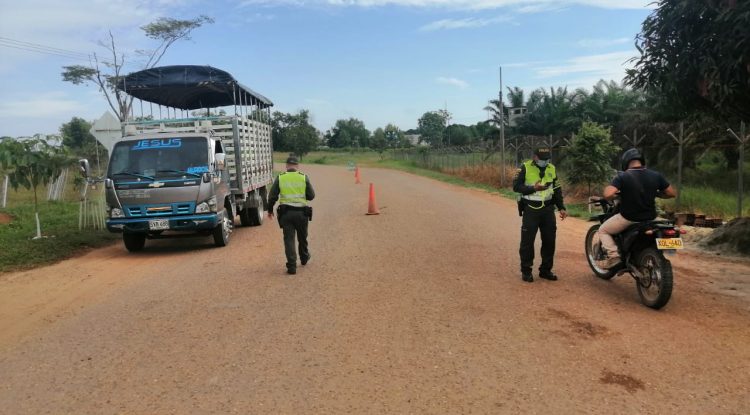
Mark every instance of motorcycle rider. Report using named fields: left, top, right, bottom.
left=598, top=148, right=677, bottom=269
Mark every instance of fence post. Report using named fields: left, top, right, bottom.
left=728, top=122, right=747, bottom=218
left=1, top=175, right=8, bottom=208
left=668, top=122, right=694, bottom=213
left=623, top=129, right=645, bottom=149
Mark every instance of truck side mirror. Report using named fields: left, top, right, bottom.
left=215, top=153, right=226, bottom=171
left=79, top=159, right=91, bottom=178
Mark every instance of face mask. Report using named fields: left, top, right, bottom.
left=535, top=159, right=549, bottom=168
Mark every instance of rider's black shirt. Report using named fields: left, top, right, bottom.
left=611, top=168, right=670, bottom=222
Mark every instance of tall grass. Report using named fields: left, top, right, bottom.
left=658, top=186, right=750, bottom=218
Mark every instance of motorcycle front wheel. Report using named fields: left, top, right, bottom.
left=635, top=247, right=673, bottom=309
left=585, top=224, right=617, bottom=280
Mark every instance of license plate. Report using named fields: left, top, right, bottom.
left=149, top=219, right=170, bottom=230
left=656, top=238, right=684, bottom=250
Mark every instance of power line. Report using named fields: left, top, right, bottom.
left=0, top=36, right=90, bottom=58
left=0, top=41, right=91, bottom=61
left=0, top=36, right=93, bottom=62
left=0, top=42, right=91, bottom=61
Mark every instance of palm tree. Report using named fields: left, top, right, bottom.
left=519, top=87, right=583, bottom=137
left=483, top=99, right=507, bottom=129
left=506, top=86, right=525, bottom=108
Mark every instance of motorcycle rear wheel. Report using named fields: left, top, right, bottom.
left=585, top=224, right=617, bottom=280
left=635, top=247, right=673, bottom=309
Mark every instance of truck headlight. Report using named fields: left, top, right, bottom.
left=110, top=207, right=125, bottom=218
left=196, top=196, right=218, bottom=213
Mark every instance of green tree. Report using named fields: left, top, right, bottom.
left=507, top=86, right=525, bottom=108
left=625, top=0, right=750, bottom=121
left=61, top=16, right=213, bottom=122
left=371, top=128, right=388, bottom=156
left=472, top=121, right=499, bottom=143
left=270, top=110, right=319, bottom=159
left=564, top=122, right=620, bottom=196
left=383, top=124, right=408, bottom=148
left=519, top=87, right=582, bottom=137
left=0, top=138, right=73, bottom=238
left=445, top=124, right=476, bottom=146
left=59, top=117, right=108, bottom=169
left=417, top=110, right=450, bottom=147
left=328, top=118, right=370, bottom=149
left=483, top=99, right=507, bottom=132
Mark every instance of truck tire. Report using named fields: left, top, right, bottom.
left=213, top=209, right=233, bottom=247
left=123, top=233, right=146, bottom=252
left=240, top=190, right=265, bottom=227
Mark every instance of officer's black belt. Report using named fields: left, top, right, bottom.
left=280, top=205, right=307, bottom=211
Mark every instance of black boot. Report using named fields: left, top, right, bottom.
left=539, top=272, right=558, bottom=281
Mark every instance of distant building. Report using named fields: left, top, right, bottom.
left=405, top=134, right=428, bottom=147
left=508, top=107, right=527, bottom=128
left=16, top=134, right=63, bottom=147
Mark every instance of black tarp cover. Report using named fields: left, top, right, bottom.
left=116, top=65, right=273, bottom=110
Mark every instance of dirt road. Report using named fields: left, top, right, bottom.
left=1, top=164, right=749, bottom=414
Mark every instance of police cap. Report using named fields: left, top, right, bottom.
left=534, top=147, right=551, bottom=160
left=286, top=156, right=299, bottom=165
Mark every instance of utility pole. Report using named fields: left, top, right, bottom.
left=499, top=66, right=505, bottom=187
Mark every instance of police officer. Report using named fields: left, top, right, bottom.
left=267, top=156, right=315, bottom=275
left=513, top=147, right=568, bottom=282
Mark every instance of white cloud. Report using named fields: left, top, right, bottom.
left=577, top=37, right=631, bottom=48
left=0, top=0, right=194, bottom=70
left=420, top=15, right=513, bottom=31
left=234, top=0, right=652, bottom=11
left=532, top=51, right=635, bottom=83
left=436, top=76, right=468, bottom=89
left=245, top=13, right=276, bottom=21
left=0, top=92, right=87, bottom=119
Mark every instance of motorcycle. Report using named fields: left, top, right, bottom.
left=584, top=197, right=685, bottom=309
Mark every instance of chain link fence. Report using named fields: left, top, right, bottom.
left=392, top=125, right=749, bottom=221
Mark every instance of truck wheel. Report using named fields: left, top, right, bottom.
left=248, top=205, right=264, bottom=226
left=239, top=206, right=263, bottom=226
left=123, top=233, right=146, bottom=252
left=213, top=211, right=233, bottom=247
left=240, top=190, right=264, bottom=227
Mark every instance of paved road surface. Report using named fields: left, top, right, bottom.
left=1, top=164, right=749, bottom=414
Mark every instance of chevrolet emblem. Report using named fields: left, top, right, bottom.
left=148, top=182, right=165, bottom=188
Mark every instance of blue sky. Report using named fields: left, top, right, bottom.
left=0, top=0, right=653, bottom=137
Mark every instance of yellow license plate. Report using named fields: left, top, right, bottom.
left=656, top=238, right=684, bottom=250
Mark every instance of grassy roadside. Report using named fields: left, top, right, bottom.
left=0, top=201, right=119, bottom=273
left=281, top=151, right=747, bottom=220
left=277, top=151, right=593, bottom=219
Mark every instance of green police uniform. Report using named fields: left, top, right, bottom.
left=512, top=149, right=566, bottom=281
left=268, top=162, right=316, bottom=274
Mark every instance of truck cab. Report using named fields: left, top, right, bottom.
left=105, top=133, right=233, bottom=250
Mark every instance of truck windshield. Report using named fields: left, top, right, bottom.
left=109, top=137, right=209, bottom=181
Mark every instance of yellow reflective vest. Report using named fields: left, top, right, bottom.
left=522, top=160, right=556, bottom=202
left=279, top=171, right=308, bottom=207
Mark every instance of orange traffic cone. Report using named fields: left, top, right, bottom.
left=366, top=183, right=380, bottom=215
left=355, top=166, right=361, bottom=184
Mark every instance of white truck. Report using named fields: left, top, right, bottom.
left=81, top=65, right=274, bottom=251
